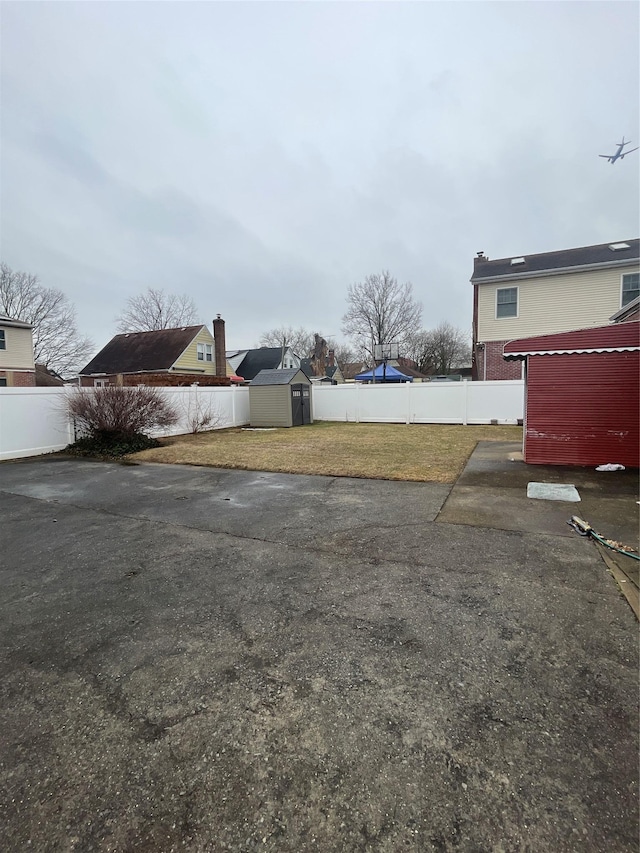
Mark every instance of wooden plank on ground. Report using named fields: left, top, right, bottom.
left=595, top=542, right=639, bottom=620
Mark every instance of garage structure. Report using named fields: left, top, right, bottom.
left=249, top=368, right=313, bottom=428
left=503, top=322, right=639, bottom=466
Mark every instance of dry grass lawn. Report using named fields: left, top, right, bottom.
left=132, top=422, right=522, bottom=483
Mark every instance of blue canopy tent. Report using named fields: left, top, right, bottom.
left=354, top=364, right=413, bottom=383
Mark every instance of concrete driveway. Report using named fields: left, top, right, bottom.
left=1, top=451, right=637, bottom=851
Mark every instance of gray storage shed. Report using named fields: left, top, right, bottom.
left=249, top=369, right=313, bottom=427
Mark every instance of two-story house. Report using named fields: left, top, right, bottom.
left=471, top=239, right=639, bottom=380
left=0, top=315, right=36, bottom=387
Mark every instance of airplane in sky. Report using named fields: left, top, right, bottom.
left=598, top=137, right=639, bottom=164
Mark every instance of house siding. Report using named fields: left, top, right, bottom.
left=0, top=325, right=36, bottom=371
left=173, top=327, right=218, bottom=374
left=477, top=266, right=640, bottom=342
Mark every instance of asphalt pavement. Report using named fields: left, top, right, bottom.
left=0, top=447, right=637, bottom=852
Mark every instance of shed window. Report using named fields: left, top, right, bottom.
left=197, top=343, right=213, bottom=362
left=496, top=287, right=518, bottom=318
left=622, top=273, right=639, bottom=307
left=0, top=330, right=5, bottom=349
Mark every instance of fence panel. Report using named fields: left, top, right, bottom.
left=0, top=388, right=75, bottom=460
left=312, top=380, right=524, bottom=425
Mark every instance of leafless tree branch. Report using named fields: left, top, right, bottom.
left=116, top=287, right=200, bottom=332
left=0, top=262, right=93, bottom=376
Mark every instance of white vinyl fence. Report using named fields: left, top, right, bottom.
left=0, top=380, right=523, bottom=461
left=0, top=385, right=251, bottom=461
left=312, top=380, right=524, bottom=425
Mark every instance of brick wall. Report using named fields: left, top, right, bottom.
left=474, top=341, right=522, bottom=381
left=0, top=370, right=36, bottom=387
left=80, top=372, right=231, bottom=387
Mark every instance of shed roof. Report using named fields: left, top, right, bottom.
left=80, top=326, right=205, bottom=375
left=503, top=321, right=640, bottom=359
left=472, top=238, right=639, bottom=283
left=250, top=368, right=308, bottom=386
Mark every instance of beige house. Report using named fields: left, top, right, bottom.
left=0, top=315, right=36, bottom=387
left=471, top=239, right=639, bottom=380
left=79, top=318, right=234, bottom=386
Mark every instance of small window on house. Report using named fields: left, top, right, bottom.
left=197, top=343, right=213, bottom=362
left=622, top=273, right=639, bottom=306
left=0, top=376, right=7, bottom=386
left=496, top=287, right=518, bottom=318
left=0, top=330, right=5, bottom=350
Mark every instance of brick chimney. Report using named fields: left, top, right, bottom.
left=212, top=315, right=226, bottom=377
left=328, top=349, right=335, bottom=367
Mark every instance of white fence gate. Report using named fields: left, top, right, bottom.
left=0, top=380, right=523, bottom=461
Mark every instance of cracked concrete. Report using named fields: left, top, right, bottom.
left=0, top=453, right=637, bottom=852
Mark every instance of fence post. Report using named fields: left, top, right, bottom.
left=355, top=383, right=360, bottom=424
left=406, top=381, right=411, bottom=424
left=462, top=379, right=469, bottom=426
left=231, top=384, right=236, bottom=426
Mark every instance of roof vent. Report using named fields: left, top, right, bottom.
left=609, top=242, right=630, bottom=251
left=510, top=257, right=525, bottom=265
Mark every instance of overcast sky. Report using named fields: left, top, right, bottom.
left=2, top=1, right=638, bottom=354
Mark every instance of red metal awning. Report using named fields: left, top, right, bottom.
left=503, top=321, right=639, bottom=359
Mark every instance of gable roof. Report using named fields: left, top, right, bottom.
left=80, top=325, right=206, bottom=375
left=250, top=368, right=309, bottom=386
left=472, top=238, right=639, bottom=283
left=236, top=347, right=288, bottom=380
left=503, top=321, right=640, bottom=359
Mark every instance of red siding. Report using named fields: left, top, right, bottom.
left=524, top=351, right=639, bottom=466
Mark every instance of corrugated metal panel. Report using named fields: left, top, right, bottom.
left=524, top=351, right=639, bottom=466
left=505, top=320, right=639, bottom=356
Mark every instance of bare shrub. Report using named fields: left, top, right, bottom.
left=67, top=386, right=179, bottom=440
left=179, top=387, right=223, bottom=434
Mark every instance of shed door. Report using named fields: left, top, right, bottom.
left=291, top=384, right=310, bottom=426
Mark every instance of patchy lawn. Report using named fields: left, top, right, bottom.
left=132, top=422, right=522, bottom=483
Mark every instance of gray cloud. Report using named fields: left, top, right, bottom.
left=1, top=1, right=638, bottom=353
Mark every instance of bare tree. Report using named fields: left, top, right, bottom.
left=406, top=322, right=471, bottom=375
left=331, top=343, right=357, bottom=367
left=258, top=326, right=314, bottom=358
left=116, top=287, right=200, bottom=332
left=0, top=262, right=93, bottom=377
left=341, top=271, right=422, bottom=360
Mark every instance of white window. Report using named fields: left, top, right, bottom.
left=0, top=330, right=5, bottom=350
left=621, top=273, right=639, bottom=307
left=197, top=343, right=213, bottom=362
left=496, top=287, right=518, bottom=318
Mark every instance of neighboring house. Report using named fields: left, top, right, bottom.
left=79, top=318, right=232, bottom=386
left=35, top=364, right=64, bottom=387
left=340, top=361, right=369, bottom=382
left=300, top=354, right=345, bottom=384
left=471, top=239, right=640, bottom=380
left=0, top=315, right=36, bottom=387
left=233, top=346, right=300, bottom=382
